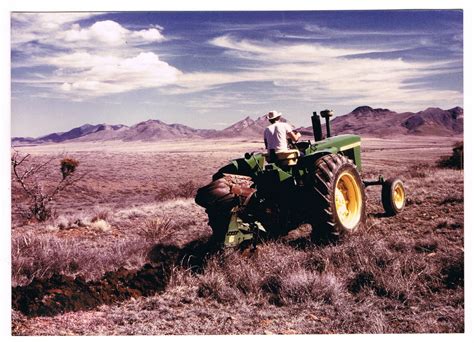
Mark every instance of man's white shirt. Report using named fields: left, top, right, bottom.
left=264, top=122, right=294, bottom=152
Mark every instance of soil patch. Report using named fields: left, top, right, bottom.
left=12, top=238, right=218, bottom=317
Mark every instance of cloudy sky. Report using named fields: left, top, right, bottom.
left=11, top=10, right=463, bottom=137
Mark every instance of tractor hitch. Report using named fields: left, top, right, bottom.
left=363, top=175, right=385, bottom=187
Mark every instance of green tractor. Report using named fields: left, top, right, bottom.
left=195, top=110, right=406, bottom=248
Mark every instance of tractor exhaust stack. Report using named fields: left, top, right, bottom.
left=311, top=111, right=323, bottom=141
left=320, top=109, right=334, bottom=138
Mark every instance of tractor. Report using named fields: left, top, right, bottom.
left=195, top=110, right=406, bottom=248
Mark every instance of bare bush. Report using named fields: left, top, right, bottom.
left=11, top=151, right=85, bottom=221
left=437, top=141, right=463, bottom=169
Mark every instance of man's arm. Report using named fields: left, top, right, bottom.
left=287, top=126, right=301, bottom=143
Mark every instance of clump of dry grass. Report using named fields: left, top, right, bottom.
left=11, top=232, right=150, bottom=286
left=162, top=224, right=463, bottom=334
left=405, top=163, right=432, bottom=178
left=90, top=208, right=110, bottom=222
left=189, top=243, right=347, bottom=308
left=52, top=212, right=112, bottom=232
left=138, top=216, right=174, bottom=243
left=154, top=181, right=198, bottom=202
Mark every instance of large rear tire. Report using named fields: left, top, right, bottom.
left=309, top=154, right=366, bottom=241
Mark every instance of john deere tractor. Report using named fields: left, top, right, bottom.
left=195, top=110, right=406, bottom=248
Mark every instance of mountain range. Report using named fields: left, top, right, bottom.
left=11, top=106, right=463, bottom=146
left=325, top=106, right=463, bottom=137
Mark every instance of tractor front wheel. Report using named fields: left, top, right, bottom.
left=382, top=178, right=406, bottom=216
left=309, top=154, right=366, bottom=242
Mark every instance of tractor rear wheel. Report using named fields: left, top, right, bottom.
left=382, top=178, right=406, bottom=216
left=309, top=154, right=366, bottom=241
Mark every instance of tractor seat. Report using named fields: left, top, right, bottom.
left=265, top=149, right=300, bottom=166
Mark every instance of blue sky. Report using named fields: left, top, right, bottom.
left=11, top=10, right=463, bottom=137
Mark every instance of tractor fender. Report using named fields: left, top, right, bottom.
left=213, top=154, right=264, bottom=181
left=212, top=158, right=255, bottom=180
left=300, top=148, right=337, bottom=168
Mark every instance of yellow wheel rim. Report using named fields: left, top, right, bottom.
left=335, top=171, right=362, bottom=230
left=393, top=183, right=405, bottom=209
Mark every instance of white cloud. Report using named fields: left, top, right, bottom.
left=12, top=13, right=174, bottom=99
left=171, top=35, right=462, bottom=109
left=131, top=28, right=165, bottom=42
left=11, top=15, right=462, bottom=109
left=46, top=51, right=182, bottom=97
left=61, top=21, right=128, bottom=45
left=12, top=14, right=166, bottom=52
left=59, top=20, right=165, bottom=47
left=11, top=13, right=100, bottom=47
left=210, top=35, right=380, bottom=62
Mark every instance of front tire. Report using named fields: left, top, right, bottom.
left=382, top=178, right=406, bottom=216
left=309, top=154, right=366, bottom=241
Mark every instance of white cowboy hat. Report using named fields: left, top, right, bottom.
left=267, top=111, right=282, bottom=120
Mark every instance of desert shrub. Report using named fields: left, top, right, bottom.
left=60, top=158, right=79, bottom=179
left=154, top=181, right=198, bottom=202
left=11, top=152, right=85, bottom=221
left=437, top=141, right=463, bottom=169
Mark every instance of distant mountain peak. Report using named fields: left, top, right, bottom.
left=422, top=107, right=443, bottom=112
left=351, top=106, right=392, bottom=115
left=223, top=116, right=255, bottom=131
left=351, top=106, right=373, bottom=113
left=79, top=123, right=94, bottom=129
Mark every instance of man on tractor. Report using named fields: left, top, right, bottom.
left=263, top=111, right=301, bottom=161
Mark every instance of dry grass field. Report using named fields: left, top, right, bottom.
left=11, top=136, right=464, bottom=335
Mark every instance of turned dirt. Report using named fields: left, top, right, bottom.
left=12, top=264, right=166, bottom=317
left=12, top=239, right=218, bottom=317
